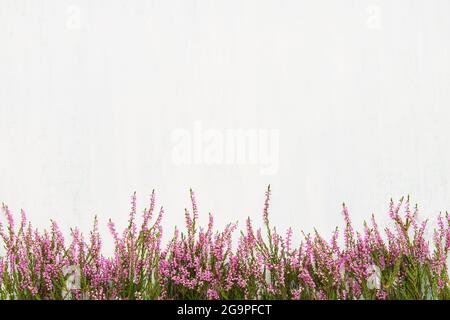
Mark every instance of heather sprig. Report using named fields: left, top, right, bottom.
left=1, top=187, right=450, bottom=300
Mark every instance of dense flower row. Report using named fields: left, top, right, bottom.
left=0, top=186, right=449, bottom=300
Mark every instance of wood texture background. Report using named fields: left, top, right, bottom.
left=1, top=0, right=449, bottom=252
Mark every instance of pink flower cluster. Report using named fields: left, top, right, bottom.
left=0, top=187, right=449, bottom=300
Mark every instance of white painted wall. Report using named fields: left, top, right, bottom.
left=1, top=0, right=450, bottom=253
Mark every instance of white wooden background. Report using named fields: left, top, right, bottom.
left=1, top=0, right=450, bottom=253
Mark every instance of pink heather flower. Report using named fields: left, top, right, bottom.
left=376, top=290, right=388, bottom=300
left=342, top=204, right=354, bottom=249
left=108, top=220, right=119, bottom=244
left=246, top=217, right=255, bottom=245
left=0, top=190, right=449, bottom=300
left=148, top=190, right=156, bottom=220
left=402, top=196, right=410, bottom=222
left=129, top=192, right=137, bottom=239
left=389, top=198, right=396, bottom=220
left=206, top=213, right=214, bottom=239
left=285, top=228, right=293, bottom=253
left=445, top=212, right=450, bottom=253
left=2, top=203, right=14, bottom=232
left=185, top=208, right=193, bottom=231
left=291, top=288, right=302, bottom=300
left=262, top=185, right=271, bottom=226
left=51, top=220, right=65, bottom=249
left=20, top=209, right=27, bottom=230
left=207, top=289, right=219, bottom=300
left=190, top=188, right=199, bottom=221
left=437, top=278, right=445, bottom=289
